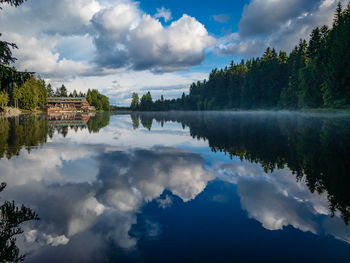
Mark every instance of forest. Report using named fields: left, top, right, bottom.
left=131, top=3, right=350, bottom=111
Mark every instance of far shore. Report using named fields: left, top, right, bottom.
left=2, top=106, right=350, bottom=118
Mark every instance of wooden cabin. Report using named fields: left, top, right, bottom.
left=46, top=97, right=95, bottom=113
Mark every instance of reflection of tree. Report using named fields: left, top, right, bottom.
left=87, top=113, right=110, bottom=133
left=132, top=112, right=350, bottom=225
left=0, top=182, right=39, bottom=263
left=131, top=114, right=139, bottom=130
left=139, top=114, right=153, bottom=131
left=0, top=115, right=48, bottom=159
left=0, top=118, right=10, bottom=158
left=0, top=113, right=112, bottom=160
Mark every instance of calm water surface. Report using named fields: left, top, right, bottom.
left=0, top=111, right=350, bottom=262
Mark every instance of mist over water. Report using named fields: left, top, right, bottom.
left=0, top=111, right=350, bottom=262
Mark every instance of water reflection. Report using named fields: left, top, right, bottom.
left=0, top=183, right=39, bottom=262
left=132, top=112, right=350, bottom=225
left=0, top=113, right=110, bottom=160
left=0, top=112, right=350, bottom=262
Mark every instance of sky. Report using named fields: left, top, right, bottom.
left=0, top=0, right=346, bottom=105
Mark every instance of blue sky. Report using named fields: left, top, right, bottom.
left=139, top=0, right=247, bottom=34
left=0, top=0, right=345, bottom=105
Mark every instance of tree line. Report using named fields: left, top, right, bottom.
left=131, top=3, right=350, bottom=111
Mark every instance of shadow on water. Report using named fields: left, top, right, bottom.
left=131, top=111, right=350, bottom=225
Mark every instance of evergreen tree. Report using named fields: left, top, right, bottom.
left=72, top=89, right=78, bottom=97
left=322, top=3, right=350, bottom=107
left=130, top=92, right=139, bottom=111
left=59, top=84, right=67, bottom=97
left=140, top=92, right=153, bottom=111
left=46, top=83, right=54, bottom=97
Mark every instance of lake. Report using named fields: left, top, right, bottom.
left=0, top=111, right=350, bottom=262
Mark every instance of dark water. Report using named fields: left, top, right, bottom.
left=1, top=111, right=350, bottom=262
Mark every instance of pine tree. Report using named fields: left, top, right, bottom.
left=322, top=4, right=350, bottom=107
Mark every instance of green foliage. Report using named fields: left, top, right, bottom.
left=0, top=0, right=27, bottom=8
left=72, top=89, right=78, bottom=97
left=59, top=84, right=67, bottom=97
left=16, top=76, right=47, bottom=110
left=322, top=3, right=350, bottom=107
left=130, top=92, right=139, bottom=111
left=0, top=35, right=17, bottom=66
left=140, top=92, right=153, bottom=111
left=0, top=114, right=111, bottom=160
left=46, top=83, right=54, bottom=97
left=87, top=89, right=110, bottom=111
left=0, top=90, right=8, bottom=108
left=87, top=112, right=110, bottom=133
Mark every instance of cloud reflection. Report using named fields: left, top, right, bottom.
left=214, top=160, right=350, bottom=244
left=0, top=143, right=214, bottom=262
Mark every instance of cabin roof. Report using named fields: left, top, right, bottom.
left=47, top=97, right=87, bottom=103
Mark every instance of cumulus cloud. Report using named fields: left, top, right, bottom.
left=91, top=2, right=215, bottom=72
left=214, top=160, right=350, bottom=244
left=154, top=7, right=173, bottom=22
left=238, top=0, right=320, bottom=38
left=1, top=135, right=214, bottom=257
left=95, top=147, right=215, bottom=205
left=2, top=33, right=93, bottom=79
left=0, top=0, right=214, bottom=82
left=0, top=0, right=101, bottom=36
left=217, top=0, right=348, bottom=58
left=25, top=230, right=70, bottom=247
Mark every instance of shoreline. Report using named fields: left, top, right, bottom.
left=2, top=107, right=350, bottom=118
left=0, top=107, right=22, bottom=118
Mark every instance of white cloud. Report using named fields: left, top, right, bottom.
left=238, top=0, right=320, bottom=38
left=92, top=2, right=216, bottom=72
left=0, top=0, right=214, bottom=100
left=25, top=230, right=70, bottom=247
left=216, top=33, right=265, bottom=58
left=0, top=0, right=101, bottom=36
left=217, top=0, right=348, bottom=58
left=154, top=7, right=173, bottom=22
left=215, top=160, right=350, bottom=243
